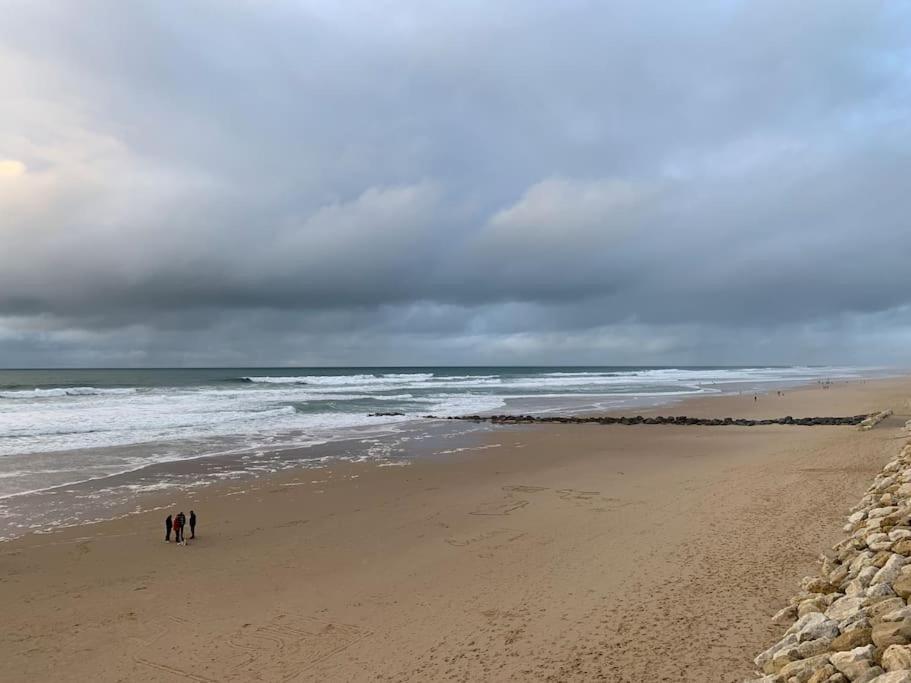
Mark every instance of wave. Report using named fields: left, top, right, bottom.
left=241, top=373, right=435, bottom=386
left=0, top=387, right=137, bottom=399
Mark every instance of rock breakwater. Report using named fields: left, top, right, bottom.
left=420, top=414, right=872, bottom=427
left=746, top=439, right=911, bottom=683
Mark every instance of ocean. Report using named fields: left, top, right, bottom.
left=0, top=365, right=873, bottom=539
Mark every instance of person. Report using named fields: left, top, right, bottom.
left=165, top=514, right=173, bottom=542
left=174, top=512, right=184, bottom=544
left=189, top=510, right=197, bottom=539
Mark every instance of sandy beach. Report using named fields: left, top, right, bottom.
left=2, top=377, right=909, bottom=682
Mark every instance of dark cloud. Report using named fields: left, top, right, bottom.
left=1, top=0, right=910, bottom=366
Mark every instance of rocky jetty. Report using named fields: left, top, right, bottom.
left=859, top=410, right=895, bottom=431
left=421, top=414, right=872, bottom=427
left=746, top=439, right=911, bottom=683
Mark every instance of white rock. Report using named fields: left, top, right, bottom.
left=881, top=644, right=911, bottom=671
left=830, top=645, right=878, bottom=679
left=828, top=597, right=867, bottom=622
left=874, top=555, right=908, bottom=585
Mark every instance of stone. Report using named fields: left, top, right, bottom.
left=867, top=672, right=911, bottom=683
left=804, top=576, right=838, bottom=594
left=831, top=628, right=873, bottom=651
left=893, top=573, right=911, bottom=600
left=808, top=666, right=837, bottom=683
left=881, top=608, right=911, bottom=624
left=868, top=599, right=906, bottom=621
left=756, top=633, right=799, bottom=671
left=830, top=645, right=877, bottom=679
left=800, top=597, right=828, bottom=617
left=855, top=668, right=885, bottom=682
left=889, top=530, right=911, bottom=542
left=773, top=604, right=799, bottom=627
left=780, top=654, right=836, bottom=681
left=881, top=644, right=911, bottom=671
left=893, top=539, right=911, bottom=557
left=867, top=583, right=898, bottom=602
left=874, top=555, right=909, bottom=585
left=827, top=597, right=866, bottom=622
left=869, top=534, right=893, bottom=550
left=873, top=618, right=911, bottom=648
left=798, top=636, right=835, bottom=659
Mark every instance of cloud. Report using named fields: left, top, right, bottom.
left=1, top=0, right=910, bottom=365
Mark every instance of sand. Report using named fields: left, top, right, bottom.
left=1, top=378, right=909, bottom=681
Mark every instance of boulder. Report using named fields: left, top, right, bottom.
left=773, top=604, right=799, bottom=627
left=873, top=618, right=911, bottom=648
left=874, top=555, right=908, bottom=585
left=830, top=645, right=877, bottom=679
left=831, top=628, right=873, bottom=651
left=780, top=654, right=836, bottom=681
left=881, top=644, right=911, bottom=671
left=893, top=573, right=911, bottom=600
left=827, top=597, right=866, bottom=622
left=868, top=671, right=911, bottom=683
left=808, top=665, right=837, bottom=683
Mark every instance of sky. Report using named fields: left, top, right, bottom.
left=1, top=0, right=911, bottom=367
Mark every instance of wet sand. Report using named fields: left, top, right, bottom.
left=1, top=377, right=909, bottom=681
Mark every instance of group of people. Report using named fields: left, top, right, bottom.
left=164, top=510, right=196, bottom=544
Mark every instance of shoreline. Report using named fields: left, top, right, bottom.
left=0, top=374, right=889, bottom=542
left=2, top=377, right=909, bottom=680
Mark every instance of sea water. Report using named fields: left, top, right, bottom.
left=0, top=366, right=877, bottom=538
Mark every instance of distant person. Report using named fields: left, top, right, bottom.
left=175, top=512, right=185, bottom=544
left=189, top=510, right=197, bottom=539
left=753, top=395, right=757, bottom=402
left=165, top=514, right=173, bottom=542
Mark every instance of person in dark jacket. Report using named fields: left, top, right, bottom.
left=175, top=512, right=185, bottom=544
left=165, top=514, right=173, bottom=542
left=189, top=510, right=197, bottom=539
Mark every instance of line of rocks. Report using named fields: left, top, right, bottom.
left=860, top=410, right=895, bottom=432
left=411, top=414, right=872, bottom=426
left=747, top=439, right=911, bottom=683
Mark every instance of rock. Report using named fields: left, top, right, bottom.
left=855, top=668, right=885, bottom=682
left=881, top=644, right=911, bottom=671
left=832, top=628, right=873, bottom=651
left=893, top=573, right=911, bottom=600
left=773, top=604, right=799, bottom=626
left=800, top=597, right=828, bottom=617
left=830, top=645, right=877, bottom=677
left=889, top=530, right=911, bottom=542
left=792, top=613, right=840, bottom=643
left=868, top=598, right=906, bottom=622
left=756, top=633, right=799, bottom=671
left=873, top=555, right=908, bottom=585
left=828, top=597, right=866, bottom=622
left=894, top=540, right=911, bottom=557
left=804, top=576, right=839, bottom=594
left=799, top=636, right=835, bottom=659
left=868, top=533, right=893, bottom=551
left=881, top=608, right=911, bottom=624
left=780, top=654, right=836, bottom=681
left=866, top=583, right=898, bottom=602
left=873, top=618, right=911, bottom=648
left=807, top=665, right=838, bottom=683
left=868, top=672, right=911, bottom=683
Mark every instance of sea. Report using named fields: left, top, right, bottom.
left=0, top=365, right=878, bottom=539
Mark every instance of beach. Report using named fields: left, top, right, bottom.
left=2, top=377, right=909, bottom=681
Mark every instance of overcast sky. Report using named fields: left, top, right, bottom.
left=2, top=0, right=910, bottom=367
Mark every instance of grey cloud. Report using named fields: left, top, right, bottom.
left=1, top=1, right=910, bottom=365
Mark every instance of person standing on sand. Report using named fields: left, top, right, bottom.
left=165, top=514, right=173, bottom=542
left=174, top=512, right=184, bottom=544
left=189, top=510, right=197, bottom=539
